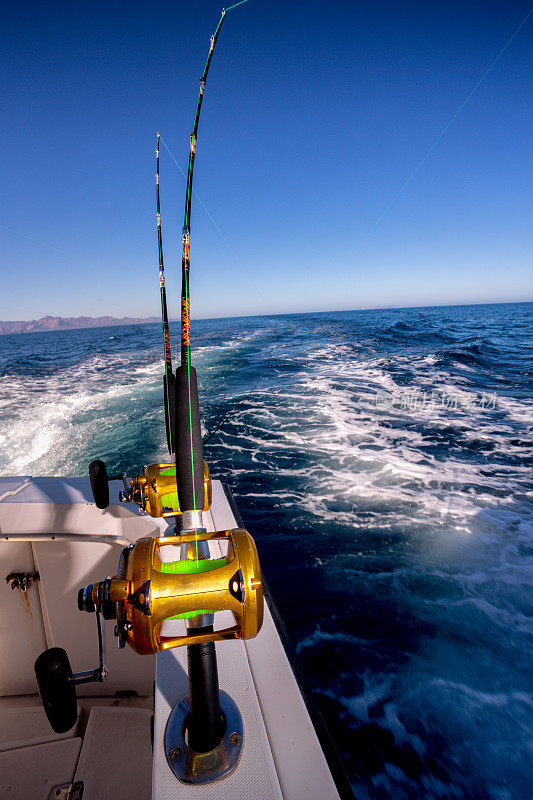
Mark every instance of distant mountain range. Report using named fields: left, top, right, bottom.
left=0, top=315, right=160, bottom=335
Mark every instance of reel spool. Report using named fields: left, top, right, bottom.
left=89, top=459, right=212, bottom=518
left=126, top=462, right=211, bottom=518
left=78, top=528, right=263, bottom=654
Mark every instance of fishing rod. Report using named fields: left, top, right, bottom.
left=180, top=8, right=227, bottom=362
left=174, top=6, right=231, bottom=526
left=160, top=1, right=248, bottom=471
left=170, top=7, right=240, bottom=756
left=156, top=133, right=175, bottom=453
left=159, top=6, right=233, bottom=459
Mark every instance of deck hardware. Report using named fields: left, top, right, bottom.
left=47, top=782, right=84, bottom=800
left=5, top=571, right=39, bottom=592
left=69, top=784, right=84, bottom=800
left=164, top=691, right=243, bottom=784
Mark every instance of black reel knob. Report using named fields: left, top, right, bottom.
left=89, top=459, right=110, bottom=509
left=34, top=648, right=78, bottom=734
left=78, top=583, right=95, bottom=613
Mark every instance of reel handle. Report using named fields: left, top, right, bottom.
left=35, top=611, right=108, bottom=733
left=89, top=459, right=125, bottom=509
left=34, top=648, right=77, bottom=733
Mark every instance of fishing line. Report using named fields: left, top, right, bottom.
left=203, top=375, right=265, bottom=446
left=0, top=223, right=71, bottom=258
left=371, top=6, right=533, bottom=230
left=159, top=137, right=229, bottom=246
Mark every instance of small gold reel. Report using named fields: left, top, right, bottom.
left=80, top=528, right=263, bottom=655
left=125, top=462, right=212, bottom=518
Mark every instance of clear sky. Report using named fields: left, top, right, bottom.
left=1, top=0, right=531, bottom=320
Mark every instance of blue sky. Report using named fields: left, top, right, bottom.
left=1, top=0, right=531, bottom=320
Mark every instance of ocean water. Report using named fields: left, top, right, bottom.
left=1, top=302, right=532, bottom=798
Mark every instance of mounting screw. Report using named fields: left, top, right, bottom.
left=229, top=732, right=242, bottom=746
left=169, top=746, right=182, bottom=761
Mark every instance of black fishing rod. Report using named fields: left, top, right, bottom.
left=175, top=4, right=242, bottom=519
left=172, top=2, right=248, bottom=757
left=156, top=133, right=175, bottom=453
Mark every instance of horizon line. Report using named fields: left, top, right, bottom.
left=1, top=299, right=531, bottom=334
left=188, top=298, right=533, bottom=323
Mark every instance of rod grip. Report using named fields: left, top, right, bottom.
left=175, top=365, right=204, bottom=512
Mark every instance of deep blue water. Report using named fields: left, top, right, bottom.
left=1, top=302, right=532, bottom=799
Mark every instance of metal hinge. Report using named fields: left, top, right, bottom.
left=47, top=781, right=84, bottom=800
left=4, top=571, right=40, bottom=592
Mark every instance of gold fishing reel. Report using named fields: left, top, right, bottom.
left=89, top=459, right=212, bottom=518
left=124, top=462, right=212, bottom=518
left=78, top=528, right=263, bottom=654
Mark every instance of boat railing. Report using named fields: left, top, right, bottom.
left=0, top=532, right=133, bottom=546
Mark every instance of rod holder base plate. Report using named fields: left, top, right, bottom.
left=164, top=690, right=243, bottom=784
